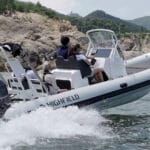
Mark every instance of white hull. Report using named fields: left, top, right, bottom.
left=126, top=53, right=150, bottom=74
left=90, top=84, right=150, bottom=111
left=4, top=68, right=150, bottom=119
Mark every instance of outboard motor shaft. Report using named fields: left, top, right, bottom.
left=0, top=80, right=10, bottom=118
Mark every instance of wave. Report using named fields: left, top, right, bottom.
left=0, top=106, right=113, bottom=150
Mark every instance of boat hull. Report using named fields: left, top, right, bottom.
left=87, top=83, right=150, bottom=111
left=4, top=69, right=150, bottom=119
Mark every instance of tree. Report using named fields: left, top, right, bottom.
left=36, top=1, right=42, bottom=7
left=0, top=0, right=15, bottom=14
left=0, top=0, right=6, bottom=13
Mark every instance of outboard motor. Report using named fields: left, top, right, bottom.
left=0, top=80, right=10, bottom=118
left=3, top=42, right=22, bottom=57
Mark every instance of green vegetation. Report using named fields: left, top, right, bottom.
left=14, top=1, right=62, bottom=19
left=0, top=0, right=15, bottom=13
left=0, top=0, right=63, bottom=19
left=129, top=16, right=150, bottom=30
left=0, top=0, right=148, bottom=34
left=68, top=11, right=147, bottom=34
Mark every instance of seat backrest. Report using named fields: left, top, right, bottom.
left=9, top=60, right=25, bottom=78
left=56, top=56, right=80, bottom=69
left=56, top=56, right=66, bottom=69
left=67, top=56, right=80, bottom=69
left=30, top=79, right=47, bottom=93
left=77, top=60, right=92, bottom=78
left=56, top=56, right=92, bottom=78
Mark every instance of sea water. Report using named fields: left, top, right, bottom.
left=0, top=106, right=113, bottom=150
left=0, top=95, right=150, bottom=150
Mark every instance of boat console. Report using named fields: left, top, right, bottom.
left=52, top=56, right=92, bottom=89
left=86, top=29, right=127, bottom=79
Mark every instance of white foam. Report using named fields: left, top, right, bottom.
left=0, top=106, right=112, bottom=150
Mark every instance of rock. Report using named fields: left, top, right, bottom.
left=0, top=12, right=86, bottom=55
left=0, top=12, right=150, bottom=63
left=121, top=38, right=135, bottom=51
left=120, top=33, right=150, bottom=59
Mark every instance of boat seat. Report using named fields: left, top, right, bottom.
left=8, top=60, right=25, bottom=78
left=56, top=56, right=79, bottom=69
left=8, top=77, right=29, bottom=90
left=30, top=79, right=47, bottom=93
left=56, top=56, right=92, bottom=78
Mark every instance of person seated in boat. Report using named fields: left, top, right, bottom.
left=43, top=62, right=67, bottom=95
left=56, top=36, right=71, bottom=59
left=70, top=44, right=104, bottom=83
left=25, top=67, right=37, bottom=80
left=25, top=54, right=42, bottom=80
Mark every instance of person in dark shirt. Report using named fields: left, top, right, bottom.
left=56, top=36, right=70, bottom=59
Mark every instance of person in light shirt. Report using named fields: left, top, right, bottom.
left=71, top=44, right=104, bottom=83
left=43, top=62, right=67, bottom=95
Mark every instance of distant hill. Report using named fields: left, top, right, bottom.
left=68, top=10, right=147, bottom=34
left=68, top=12, right=81, bottom=18
left=129, top=16, right=150, bottom=30
left=86, top=10, right=120, bottom=21
left=0, top=1, right=147, bottom=34
left=84, top=10, right=146, bottom=32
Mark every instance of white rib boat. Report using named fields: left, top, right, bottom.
left=1, top=29, right=150, bottom=119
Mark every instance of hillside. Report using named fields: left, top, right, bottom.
left=0, top=12, right=86, bottom=51
left=0, top=12, right=87, bottom=70
left=86, top=10, right=121, bottom=21
left=130, top=16, right=150, bottom=30
left=86, top=10, right=146, bottom=32
left=0, top=12, right=150, bottom=55
left=0, top=0, right=146, bottom=34
left=0, top=2, right=150, bottom=71
left=0, top=12, right=150, bottom=71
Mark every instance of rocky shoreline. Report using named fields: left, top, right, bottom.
left=0, top=12, right=150, bottom=70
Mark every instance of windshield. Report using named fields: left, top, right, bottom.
left=87, top=30, right=117, bottom=49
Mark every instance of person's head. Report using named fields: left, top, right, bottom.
left=69, top=44, right=81, bottom=56
left=61, top=36, right=70, bottom=47
left=29, top=52, right=42, bottom=68
left=74, top=44, right=81, bottom=51
left=29, top=57, right=38, bottom=68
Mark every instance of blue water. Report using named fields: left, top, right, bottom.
left=0, top=94, right=150, bottom=150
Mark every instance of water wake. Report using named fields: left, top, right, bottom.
left=0, top=106, right=112, bottom=150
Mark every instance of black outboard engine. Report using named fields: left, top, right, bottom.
left=2, top=42, right=22, bottom=57
left=0, top=80, right=10, bottom=118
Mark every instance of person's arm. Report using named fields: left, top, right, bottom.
left=86, top=55, right=94, bottom=59
left=86, top=55, right=97, bottom=65
left=84, top=59, right=91, bottom=66
left=76, top=54, right=91, bottom=66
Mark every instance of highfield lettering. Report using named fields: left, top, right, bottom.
left=46, top=94, right=80, bottom=107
